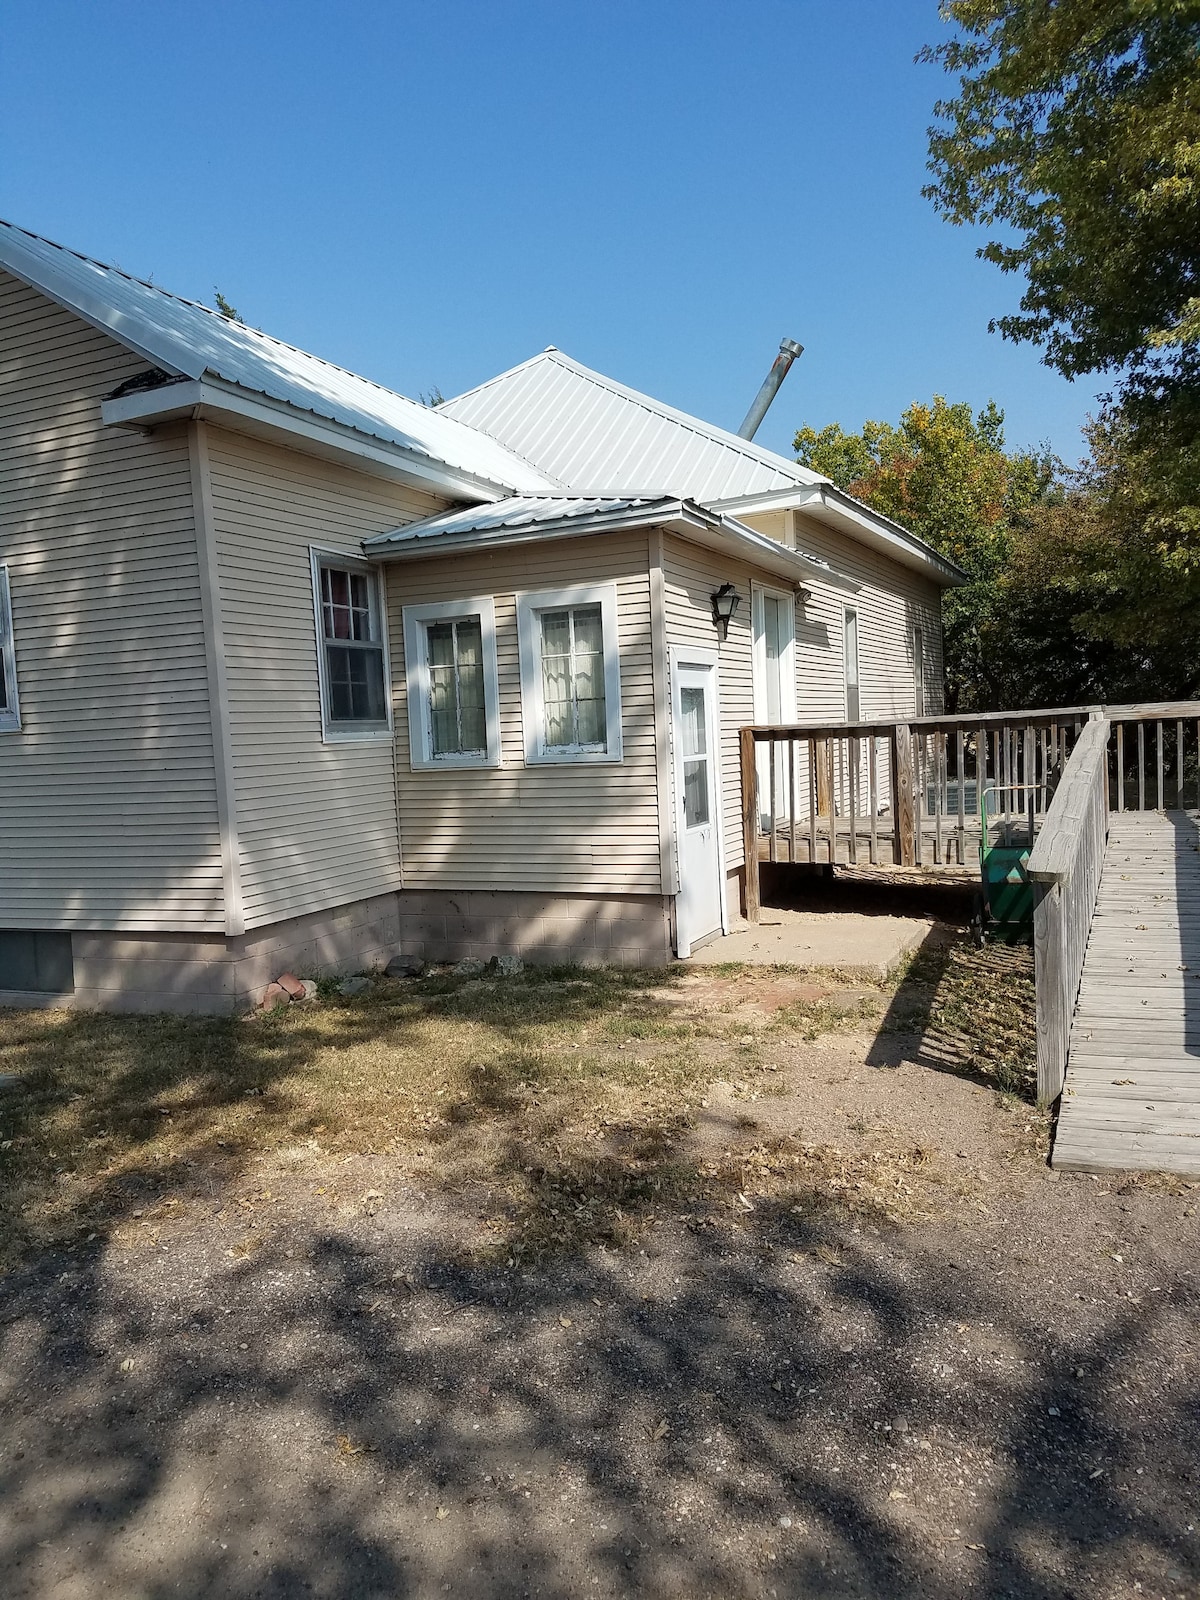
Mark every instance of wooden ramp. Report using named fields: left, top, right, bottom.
left=1054, top=811, right=1200, bottom=1175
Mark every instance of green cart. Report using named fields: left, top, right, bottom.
left=970, top=785, right=1036, bottom=946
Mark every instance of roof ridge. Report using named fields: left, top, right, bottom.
left=445, top=345, right=822, bottom=488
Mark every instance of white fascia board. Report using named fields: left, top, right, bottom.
left=710, top=484, right=966, bottom=588
left=368, top=501, right=859, bottom=592
left=0, top=231, right=202, bottom=378
left=101, top=378, right=508, bottom=504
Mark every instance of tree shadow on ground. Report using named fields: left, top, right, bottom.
left=1, top=960, right=1190, bottom=1598
left=1, top=1174, right=1195, bottom=1599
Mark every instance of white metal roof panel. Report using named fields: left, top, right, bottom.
left=0, top=219, right=557, bottom=496
left=441, top=348, right=828, bottom=500
left=364, top=495, right=665, bottom=547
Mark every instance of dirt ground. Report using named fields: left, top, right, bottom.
left=2, top=930, right=1198, bottom=1600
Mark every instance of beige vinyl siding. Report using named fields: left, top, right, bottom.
left=389, top=531, right=661, bottom=893
left=661, top=536, right=756, bottom=870
left=0, top=270, right=225, bottom=931
left=205, top=429, right=443, bottom=929
left=788, top=512, right=945, bottom=720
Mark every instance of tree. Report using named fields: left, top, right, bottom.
left=213, top=288, right=242, bottom=323
left=795, top=397, right=1054, bottom=709
left=921, top=1, right=1200, bottom=445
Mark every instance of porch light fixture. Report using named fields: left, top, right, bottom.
left=710, top=583, right=741, bottom=642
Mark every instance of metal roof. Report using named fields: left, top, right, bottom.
left=364, top=495, right=666, bottom=547
left=0, top=220, right=557, bottom=498
left=440, top=347, right=829, bottom=502
left=363, top=494, right=860, bottom=593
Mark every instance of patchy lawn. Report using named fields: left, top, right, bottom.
left=3, top=934, right=1198, bottom=1599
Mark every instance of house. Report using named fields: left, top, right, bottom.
left=0, top=220, right=963, bottom=1011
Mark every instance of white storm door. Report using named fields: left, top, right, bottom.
left=673, top=660, right=723, bottom=954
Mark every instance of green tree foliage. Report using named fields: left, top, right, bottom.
left=213, top=288, right=242, bottom=322
left=921, top=1, right=1200, bottom=429
left=796, top=398, right=1053, bottom=709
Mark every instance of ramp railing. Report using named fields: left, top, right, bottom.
left=1026, top=716, right=1111, bottom=1106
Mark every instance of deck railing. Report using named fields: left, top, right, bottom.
left=739, top=700, right=1200, bottom=923
left=1027, top=717, right=1111, bottom=1106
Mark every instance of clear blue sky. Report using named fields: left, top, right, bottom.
left=1, top=0, right=1096, bottom=464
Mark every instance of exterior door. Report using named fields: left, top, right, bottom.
left=673, top=659, right=724, bottom=955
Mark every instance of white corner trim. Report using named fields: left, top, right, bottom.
left=516, top=582, right=623, bottom=766
left=0, top=563, right=22, bottom=733
left=401, top=596, right=502, bottom=770
left=649, top=531, right=679, bottom=897
left=187, top=422, right=244, bottom=936
left=308, top=546, right=394, bottom=744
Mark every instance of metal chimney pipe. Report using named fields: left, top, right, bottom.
left=736, top=337, right=804, bottom=441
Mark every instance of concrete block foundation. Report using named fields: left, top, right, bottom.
left=0, top=890, right=676, bottom=1014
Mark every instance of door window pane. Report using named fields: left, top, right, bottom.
left=683, top=758, right=709, bottom=827
left=680, top=685, right=706, bottom=757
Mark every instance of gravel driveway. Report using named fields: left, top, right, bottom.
left=3, top=1048, right=1198, bottom=1600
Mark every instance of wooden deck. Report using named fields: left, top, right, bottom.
left=1054, top=811, right=1200, bottom=1175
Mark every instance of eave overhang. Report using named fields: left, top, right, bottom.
left=363, top=497, right=861, bottom=593
left=100, top=377, right=515, bottom=504
left=709, top=484, right=968, bottom=588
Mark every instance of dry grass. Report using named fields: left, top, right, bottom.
left=0, top=938, right=1032, bottom=1270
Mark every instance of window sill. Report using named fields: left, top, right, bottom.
left=525, top=747, right=623, bottom=766
left=322, top=726, right=393, bottom=745
left=410, top=754, right=502, bottom=771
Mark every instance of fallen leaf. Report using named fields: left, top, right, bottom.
left=119, top=1357, right=135, bottom=1372
left=559, top=1315, right=573, bottom=1328
left=651, top=1418, right=670, bottom=1441
left=436, top=1506, right=450, bottom=1520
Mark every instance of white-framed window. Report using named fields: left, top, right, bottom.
left=0, top=564, right=21, bottom=734
left=516, top=583, right=622, bottom=764
left=309, top=548, right=391, bottom=740
left=844, top=606, right=860, bottom=722
left=402, top=597, right=501, bottom=769
left=751, top=583, right=797, bottom=725
left=913, top=623, right=925, bottom=716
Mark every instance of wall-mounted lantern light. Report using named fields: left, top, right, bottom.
left=710, top=583, right=741, bottom=642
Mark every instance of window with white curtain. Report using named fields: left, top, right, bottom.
left=0, top=564, right=22, bottom=734
left=310, top=550, right=390, bottom=739
left=517, top=583, right=622, bottom=763
left=403, top=597, right=501, bottom=769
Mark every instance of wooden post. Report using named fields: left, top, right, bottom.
left=815, top=736, right=832, bottom=817
left=893, top=724, right=916, bottom=867
left=826, top=739, right=838, bottom=863
left=740, top=727, right=760, bottom=923
left=808, top=737, right=818, bottom=863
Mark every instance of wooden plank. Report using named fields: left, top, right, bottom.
left=868, top=737, right=879, bottom=866
left=1157, top=720, right=1165, bottom=811
left=956, top=726, right=966, bottom=865
left=788, top=738, right=797, bottom=864
left=1138, top=721, right=1146, bottom=811
left=740, top=726, right=759, bottom=923
left=808, top=737, right=818, bottom=864
left=826, top=738, right=838, bottom=864
left=893, top=725, right=915, bottom=868
left=1117, top=723, right=1125, bottom=812
left=1178, top=719, right=1185, bottom=810
left=768, top=738, right=778, bottom=864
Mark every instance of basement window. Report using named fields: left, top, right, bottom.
left=0, top=564, right=21, bottom=733
left=0, top=932, right=73, bottom=994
